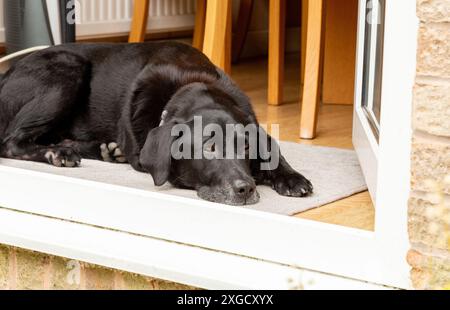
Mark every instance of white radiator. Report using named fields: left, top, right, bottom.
left=0, top=0, right=196, bottom=42
left=0, top=1, right=4, bottom=42
left=76, top=0, right=196, bottom=38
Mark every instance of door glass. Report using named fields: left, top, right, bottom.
left=361, top=0, right=385, bottom=141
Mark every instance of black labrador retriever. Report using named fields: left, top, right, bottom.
left=0, top=42, right=312, bottom=205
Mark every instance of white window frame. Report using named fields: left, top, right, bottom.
left=0, top=0, right=417, bottom=289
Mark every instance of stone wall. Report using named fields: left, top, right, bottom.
left=0, top=245, right=196, bottom=290
left=407, top=0, right=450, bottom=290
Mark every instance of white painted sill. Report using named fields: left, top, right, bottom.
left=0, top=165, right=392, bottom=290
left=0, top=204, right=387, bottom=290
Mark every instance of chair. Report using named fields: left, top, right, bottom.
left=299, top=0, right=324, bottom=139
left=269, top=0, right=358, bottom=139
left=268, top=0, right=325, bottom=139
left=201, top=0, right=232, bottom=74
left=129, top=0, right=208, bottom=48
left=129, top=0, right=346, bottom=140
left=198, top=0, right=325, bottom=139
left=128, top=0, right=150, bottom=43
left=128, top=0, right=252, bottom=75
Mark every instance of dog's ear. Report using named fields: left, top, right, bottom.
left=139, top=122, right=175, bottom=186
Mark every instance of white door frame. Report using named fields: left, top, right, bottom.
left=0, top=0, right=417, bottom=289
left=353, top=0, right=384, bottom=203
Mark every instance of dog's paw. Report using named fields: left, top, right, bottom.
left=100, top=142, right=127, bottom=163
left=45, top=147, right=81, bottom=168
left=272, top=172, right=313, bottom=197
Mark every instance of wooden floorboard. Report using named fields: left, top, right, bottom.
left=231, top=54, right=374, bottom=231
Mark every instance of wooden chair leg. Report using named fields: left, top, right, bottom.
left=129, top=0, right=150, bottom=43
left=192, top=0, right=207, bottom=51
left=232, top=0, right=254, bottom=63
left=203, top=0, right=232, bottom=74
left=301, top=0, right=308, bottom=85
left=268, top=0, right=286, bottom=106
left=220, top=2, right=232, bottom=74
left=300, top=0, right=324, bottom=139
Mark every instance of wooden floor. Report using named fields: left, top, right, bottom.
left=232, top=54, right=374, bottom=231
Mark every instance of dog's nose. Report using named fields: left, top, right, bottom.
left=233, top=180, right=256, bottom=199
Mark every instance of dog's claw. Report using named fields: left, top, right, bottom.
left=45, top=147, right=81, bottom=168
left=101, top=142, right=127, bottom=163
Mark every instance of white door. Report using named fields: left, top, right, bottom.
left=353, top=0, right=386, bottom=204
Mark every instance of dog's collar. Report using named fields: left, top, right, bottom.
left=159, top=110, right=168, bottom=127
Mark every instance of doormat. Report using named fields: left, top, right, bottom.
left=0, top=141, right=367, bottom=216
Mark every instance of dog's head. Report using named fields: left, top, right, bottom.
left=139, top=82, right=265, bottom=206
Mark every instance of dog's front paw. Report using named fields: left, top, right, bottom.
left=272, top=172, right=313, bottom=197
left=100, top=142, right=127, bottom=163
left=45, top=147, right=81, bottom=168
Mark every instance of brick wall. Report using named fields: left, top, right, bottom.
left=407, top=0, right=450, bottom=290
left=0, top=244, right=196, bottom=290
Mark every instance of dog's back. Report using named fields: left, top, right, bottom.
left=0, top=42, right=217, bottom=143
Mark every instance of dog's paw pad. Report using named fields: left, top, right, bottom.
left=45, top=148, right=81, bottom=168
left=100, top=142, right=127, bottom=163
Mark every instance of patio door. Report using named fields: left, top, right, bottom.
left=353, top=0, right=386, bottom=204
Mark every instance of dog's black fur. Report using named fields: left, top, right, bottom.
left=0, top=42, right=312, bottom=205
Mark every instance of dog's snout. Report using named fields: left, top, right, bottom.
left=233, top=180, right=256, bottom=199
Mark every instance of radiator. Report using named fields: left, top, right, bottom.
left=76, top=0, right=196, bottom=38
left=0, top=0, right=197, bottom=42
left=0, top=1, right=4, bottom=42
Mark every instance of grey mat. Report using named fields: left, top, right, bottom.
left=0, top=142, right=367, bottom=215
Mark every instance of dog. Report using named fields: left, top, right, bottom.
left=0, top=42, right=313, bottom=205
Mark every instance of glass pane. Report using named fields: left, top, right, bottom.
left=361, top=0, right=385, bottom=140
